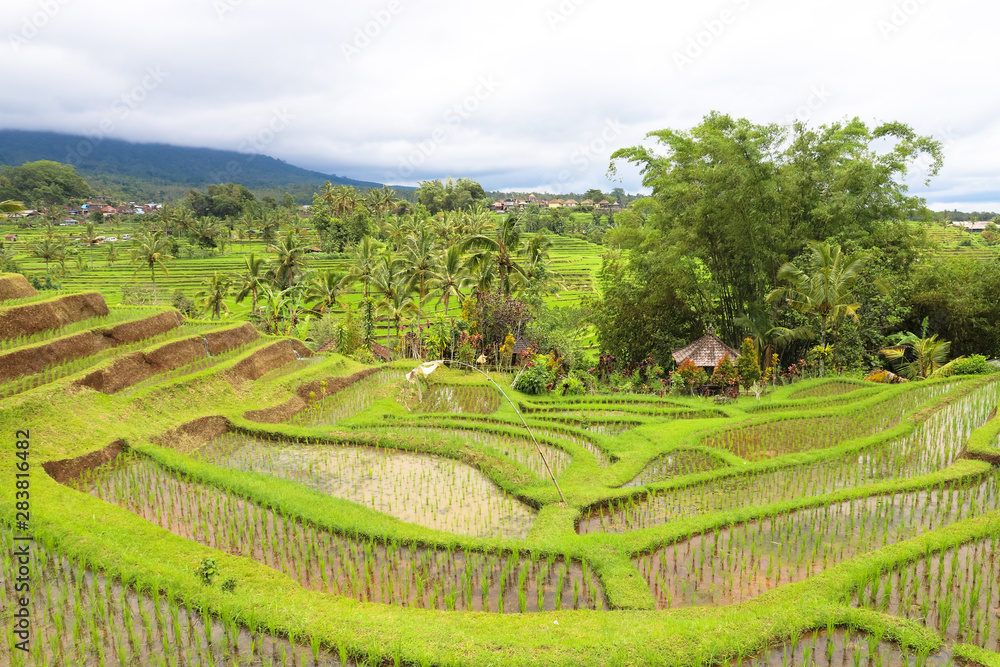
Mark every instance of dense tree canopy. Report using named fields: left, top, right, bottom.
left=416, top=178, right=486, bottom=213
left=602, top=112, right=944, bottom=357
left=0, top=160, right=92, bottom=206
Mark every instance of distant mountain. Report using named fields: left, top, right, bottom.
left=0, top=129, right=404, bottom=203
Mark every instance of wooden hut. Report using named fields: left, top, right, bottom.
left=671, top=327, right=740, bottom=369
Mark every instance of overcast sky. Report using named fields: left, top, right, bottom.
left=2, top=0, right=998, bottom=209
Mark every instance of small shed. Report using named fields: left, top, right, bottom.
left=671, top=327, right=740, bottom=368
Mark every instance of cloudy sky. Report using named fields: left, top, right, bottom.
left=2, top=0, right=997, bottom=209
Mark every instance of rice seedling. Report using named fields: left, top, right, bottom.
left=0, top=525, right=350, bottom=666
left=726, top=628, right=960, bottom=667
left=854, top=534, right=1000, bottom=650
left=59, top=454, right=602, bottom=614
left=633, top=471, right=1000, bottom=608
left=287, top=368, right=404, bottom=427
left=580, top=381, right=1000, bottom=533
left=406, top=384, right=502, bottom=414
left=788, top=381, right=868, bottom=400
left=622, top=449, right=729, bottom=487
left=196, top=433, right=537, bottom=538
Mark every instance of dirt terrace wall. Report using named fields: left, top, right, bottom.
left=0, top=273, right=36, bottom=300
left=151, top=416, right=230, bottom=453
left=0, top=292, right=108, bottom=340
left=42, top=439, right=126, bottom=485
left=225, top=339, right=307, bottom=383
left=76, top=336, right=206, bottom=394
left=203, top=322, right=258, bottom=355
left=0, top=310, right=182, bottom=383
left=242, top=366, right=380, bottom=423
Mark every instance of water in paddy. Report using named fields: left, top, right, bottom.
left=632, top=471, right=1000, bottom=608
left=408, top=384, right=501, bottom=414
left=579, top=381, right=1000, bottom=533
left=0, top=526, right=350, bottom=666
left=621, top=450, right=729, bottom=487
left=443, top=415, right=616, bottom=467
left=196, top=433, right=536, bottom=539
left=788, top=381, right=868, bottom=400
left=62, top=456, right=602, bottom=614
left=854, top=535, right=1000, bottom=650
left=357, top=423, right=573, bottom=478
left=287, top=368, right=404, bottom=427
left=704, top=382, right=962, bottom=461
left=728, top=628, right=960, bottom=667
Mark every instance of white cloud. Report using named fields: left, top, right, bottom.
left=1, top=0, right=998, bottom=206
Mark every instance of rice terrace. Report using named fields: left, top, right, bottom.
left=3, top=118, right=1000, bottom=667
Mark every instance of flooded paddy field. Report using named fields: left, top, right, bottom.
left=854, top=536, right=1000, bottom=650
left=727, top=628, right=961, bottom=667
left=60, top=455, right=603, bottom=614
left=621, top=450, right=730, bottom=487
left=0, top=527, right=349, bottom=667
left=632, top=472, right=1000, bottom=608
left=579, top=382, right=1000, bottom=533
left=286, top=368, right=405, bottom=427
left=195, top=433, right=536, bottom=538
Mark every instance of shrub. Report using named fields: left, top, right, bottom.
left=194, top=557, right=219, bottom=585
left=736, top=338, right=761, bottom=391
left=220, top=576, right=238, bottom=593
left=513, top=355, right=551, bottom=395
left=951, top=354, right=996, bottom=375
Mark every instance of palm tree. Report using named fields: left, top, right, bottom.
left=401, top=227, right=439, bottom=332
left=267, top=230, right=311, bottom=289
left=307, top=269, right=348, bottom=314
left=734, top=302, right=812, bottom=367
left=105, top=242, right=120, bottom=268
left=379, top=216, right=411, bottom=251
left=0, top=200, right=25, bottom=219
left=879, top=319, right=962, bottom=380
left=81, top=222, right=100, bottom=269
left=430, top=245, right=471, bottom=317
left=28, top=236, right=67, bottom=277
left=195, top=272, right=232, bottom=320
left=370, top=252, right=407, bottom=348
left=766, top=241, right=872, bottom=375
left=384, top=277, right=417, bottom=351
left=344, top=236, right=382, bottom=299
left=130, top=231, right=174, bottom=291
left=234, top=252, right=266, bottom=314
left=462, top=214, right=526, bottom=297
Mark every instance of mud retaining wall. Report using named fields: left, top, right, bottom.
left=0, top=274, right=37, bottom=300
left=242, top=366, right=380, bottom=423
left=0, top=292, right=109, bottom=340
left=76, top=336, right=207, bottom=394
left=0, top=310, right=182, bottom=382
left=42, top=439, right=126, bottom=484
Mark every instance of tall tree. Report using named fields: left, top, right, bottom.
left=608, top=112, right=943, bottom=344
left=267, top=230, right=311, bottom=289
left=195, top=272, right=232, bottom=320
left=234, top=252, right=266, bottom=314
left=430, top=245, right=471, bottom=317
left=130, top=231, right=174, bottom=289
left=462, top=214, right=527, bottom=298
left=767, top=241, right=872, bottom=374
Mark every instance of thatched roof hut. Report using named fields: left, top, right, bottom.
left=671, top=328, right=740, bottom=368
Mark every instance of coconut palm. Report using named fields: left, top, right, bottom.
left=462, top=214, right=526, bottom=297
left=195, top=272, right=232, bottom=320
left=430, top=245, right=471, bottom=317
left=234, top=252, right=266, bottom=314
left=28, top=236, right=67, bottom=277
left=370, top=251, right=407, bottom=348
left=80, top=222, right=100, bottom=269
left=105, top=242, right=120, bottom=268
left=307, top=269, right=349, bottom=314
left=401, top=227, right=439, bottom=332
left=267, top=230, right=312, bottom=289
left=130, top=231, right=174, bottom=289
left=879, top=319, right=963, bottom=380
left=766, top=241, right=872, bottom=375
left=344, top=236, right=382, bottom=299
left=0, top=200, right=25, bottom=219
left=379, top=216, right=411, bottom=251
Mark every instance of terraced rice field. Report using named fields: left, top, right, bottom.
left=5, top=279, right=1000, bottom=666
